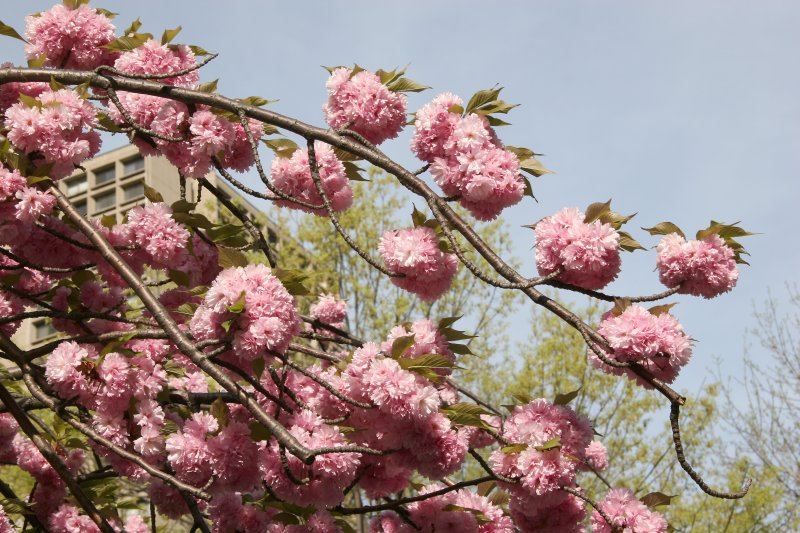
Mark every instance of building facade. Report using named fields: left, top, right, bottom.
left=15, top=144, right=278, bottom=348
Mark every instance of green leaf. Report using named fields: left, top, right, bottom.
left=642, top=222, right=685, bottom=239
left=447, top=104, right=464, bottom=115
left=18, top=93, right=42, bottom=109
left=472, top=100, right=519, bottom=115
left=648, top=303, right=677, bottom=316
left=441, top=403, right=492, bottom=429
left=553, top=388, right=581, bottom=406
left=397, top=354, right=456, bottom=382
left=240, top=96, right=276, bottom=107
left=584, top=199, right=612, bottom=223
left=143, top=184, right=164, bottom=203
left=218, top=247, right=249, bottom=268
left=161, top=26, right=182, bottom=45
left=174, top=302, right=198, bottom=316
left=331, top=146, right=361, bottom=162
left=485, top=115, right=512, bottom=127
left=521, top=175, right=534, bottom=198
left=49, top=77, right=66, bottom=91
left=94, top=8, right=118, bottom=19
left=0, top=21, right=27, bottom=43
left=227, top=291, right=247, bottom=314
left=438, top=315, right=463, bottom=329
left=411, top=205, right=428, bottom=227
left=171, top=211, right=214, bottom=230
left=387, top=77, right=430, bottom=93
left=189, top=44, right=211, bottom=56
left=102, top=33, right=152, bottom=52
left=249, top=422, right=271, bottom=442
left=342, top=161, right=368, bottom=181
left=122, top=18, right=142, bottom=36
left=534, top=436, right=562, bottom=451
left=210, top=397, right=230, bottom=428
left=448, top=342, right=473, bottom=356
left=96, top=111, right=124, bottom=132
left=501, top=443, right=528, bottom=454
left=197, top=79, right=218, bottom=93
left=27, top=53, right=47, bottom=68
left=272, top=268, right=310, bottom=296
left=441, top=504, right=492, bottom=525
left=251, top=358, right=266, bottom=379
left=167, top=269, right=190, bottom=287
left=618, top=231, right=646, bottom=252
left=465, top=87, right=502, bottom=114
left=390, top=334, right=416, bottom=358
left=348, top=64, right=365, bottom=79
left=519, top=157, right=552, bottom=178
left=26, top=175, right=52, bottom=186
left=263, top=138, right=299, bottom=159
left=611, top=298, right=631, bottom=317
left=170, top=199, right=197, bottom=213
left=640, top=492, right=673, bottom=508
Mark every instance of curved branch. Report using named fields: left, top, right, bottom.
left=670, top=402, right=751, bottom=499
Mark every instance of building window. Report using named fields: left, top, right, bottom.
left=66, top=176, right=87, bottom=196
left=33, top=320, right=56, bottom=341
left=74, top=200, right=87, bottom=215
left=94, top=165, right=116, bottom=185
left=123, top=156, right=144, bottom=175
left=123, top=181, right=144, bottom=202
left=93, top=191, right=116, bottom=213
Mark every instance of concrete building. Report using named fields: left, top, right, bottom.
left=15, top=144, right=279, bottom=348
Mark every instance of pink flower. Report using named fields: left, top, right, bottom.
left=323, top=68, right=407, bottom=145
left=534, top=207, right=621, bottom=290
left=25, top=4, right=117, bottom=70
left=0, top=63, right=47, bottom=115
left=271, top=141, right=353, bottom=216
left=48, top=504, right=100, bottom=533
left=591, top=305, right=693, bottom=387
left=165, top=412, right=217, bottom=486
left=126, top=202, right=189, bottom=269
left=583, top=440, right=609, bottom=471
left=190, top=265, right=300, bottom=364
left=410, top=92, right=464, bottom=162
left=4, top=89, right=100, bottom=179
left=382, top=319, right=455, bottom=365
left=309, top=293, right=348, bottom=328
left=489, top=399, right=593, bottom=500
left=0, top=504, right=12, bottom=533
left=114, top=39, right=199, bottom=88
left=591, top=488, right=668, bottom=533
left=189, top=109, right=235, bottom=156
left=509, top=492, right=586, bottom=533
left=379, top=226, right=458, bottom=302
left=656, top=233, right=738, bottom=298
left=44, top=341, right=97, bottom=404
left=0, top=290, right=23, bottom=338
left=261, top=410, right=360, bottom=508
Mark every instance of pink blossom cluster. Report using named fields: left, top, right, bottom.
left=383, top=319, right=455, bottom=367
left=656, top=233, right=738, bottom=298
left=591, top=305, right=693, bottom=387
left=412, top=93, right=525, bottom=220
left=341, top=343, right=469, bottom=496
left=8, top=432, right=85, bottom=522
left=190, top=264, right=301, bottom=366
left=24, top=3, right=118, bottom=70
left=370, top=485, right=514, bottom=532
left=4, top=88, right=101, bottom=179
left=534, top=207, right=621, bottom=290
left=0, top=63, right=46, bottom=115
left=164, top=412, right=260, bottom=494
left=309, top=293, right=348, bottom=328
left=126, top=202, right=189, bottom=269
left=262, top=410, right=360, bottom=508
left=271, top=141, right=353, bottom=215
left=379, top=226, right=458, bottom=302
left=489, top=399, right=599, bottom=530
left=0, top=505, right=11, bottom=533
left=48, top=504, right=149, bottom=533
left=591, top=488, right=669, bottom=533
left=108, top=39, right=263, bottom=177
left=323, top=67, right=407, bottom=145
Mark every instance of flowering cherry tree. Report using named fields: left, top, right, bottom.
left=0, top=2, right=755, bottom=532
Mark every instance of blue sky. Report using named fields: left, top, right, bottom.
left=2, top=1, right=798, bottom=401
